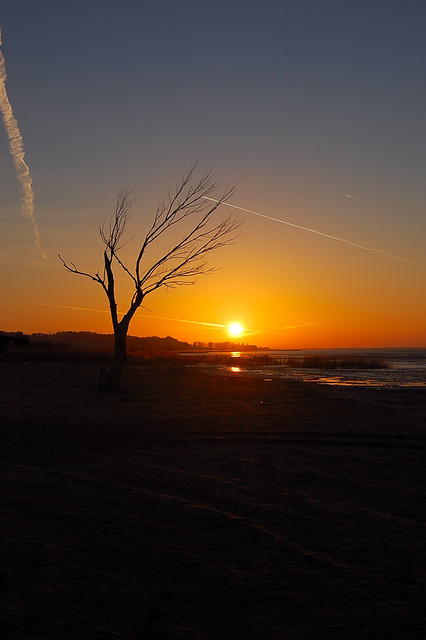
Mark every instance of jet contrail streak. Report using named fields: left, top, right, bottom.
left=203, top=197, right=415, bottom=264
left=137, top=313, right=227, bottom=328
left=2, top=299, right=110, bottom=314
left=1, top=299, right=229, bottom=328
left=4, top=299, right=270, bottom=337
left=279, top=322, right=318, bottom=330
left=0, top=29, right=46, bottom=258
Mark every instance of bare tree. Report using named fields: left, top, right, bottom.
left=59, top=167, right=240, bottom=390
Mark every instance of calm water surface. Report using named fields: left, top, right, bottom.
left=195, top=348, right=426, bottom=389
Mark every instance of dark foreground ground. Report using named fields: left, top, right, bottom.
left=1, top=361, right=425, bottom=639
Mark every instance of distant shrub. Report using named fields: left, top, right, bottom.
left=3, top=347, right=390, bottom=370
left=282, top=355, right=390, bottom=369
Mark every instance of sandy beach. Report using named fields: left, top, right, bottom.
left=1, top=361, right=425, bottom=639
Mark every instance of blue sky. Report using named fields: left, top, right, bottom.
left=1, top=0, right=425, bottom=346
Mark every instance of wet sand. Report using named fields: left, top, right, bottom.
left=1, top=361, right=425, bottom=639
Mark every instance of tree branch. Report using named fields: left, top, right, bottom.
left=59, top=169, right=240, bottom=338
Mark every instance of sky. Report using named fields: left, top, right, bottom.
left=0, top=0, right=425, bottom=348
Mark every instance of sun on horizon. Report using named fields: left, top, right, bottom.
left=227, top=322, right=244, bottom=338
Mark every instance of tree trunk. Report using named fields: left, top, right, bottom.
left=99, top=325, right=128, bottom=391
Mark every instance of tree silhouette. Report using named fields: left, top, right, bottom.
left=59, top=167, right=240, bottom=390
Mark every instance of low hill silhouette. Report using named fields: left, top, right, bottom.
left=23, top=332, right=264, bottom=352
left=27, top=332, right=193, bottom=352
left=2, top=332, right=265, bottom=364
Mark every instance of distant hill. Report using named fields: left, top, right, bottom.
left=27, top=332, right=194, bottom=352
left=0, top=331, right=29, bottom=353
left=3, top=331, right=265, bottom=354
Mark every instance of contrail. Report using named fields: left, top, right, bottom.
left=138, top=313, right=265, bottom=334
left=142, top=314, right=226, bottom=328
left=203, top=197, right=415, bottom=264
left=0, top=29, right=46, bottom=258
left=0, top=299, right=230, bottom=328
left=2, top=298, right=267, bottom=337
left=1, top=299, right=110, bottom=315
left=3, top=299, right=271, bottom=339
left=279, top=322, right=318, bottom=331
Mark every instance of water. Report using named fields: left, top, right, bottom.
left=195, top=348, right=426, bottom=389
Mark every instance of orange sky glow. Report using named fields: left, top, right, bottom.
left=1, top=192, right=424, bottom=349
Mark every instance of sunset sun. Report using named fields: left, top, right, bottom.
left=228, top=322, right=244, bottom=338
